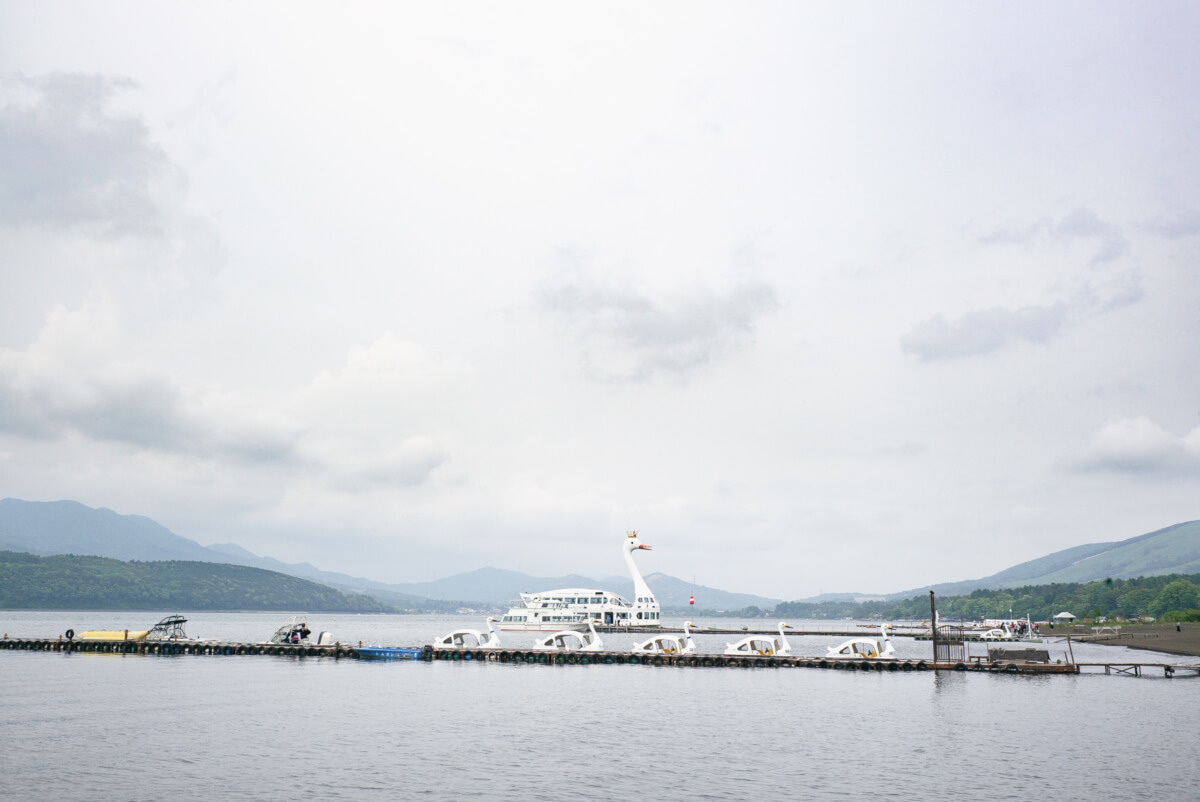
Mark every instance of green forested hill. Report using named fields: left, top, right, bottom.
left=0, top=551, right=397, bottom=612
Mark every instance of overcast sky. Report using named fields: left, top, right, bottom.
left=2, top=3, right=1198, bottom=599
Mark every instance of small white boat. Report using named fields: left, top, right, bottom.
left=432, top=617, right=502, bottom=650
left=265, top=616, right=334, bottom=646
left=532, top=619, right=604, bottom=652
left=980, top=615, right=1042, bottom=642
left=977, top=628, right=1012, bottom=641
left=826, top=624, right=895, bottom=659
left=724, top=622, right=792, bottom=657
left=632, top=622, right=696, bottom=655
left=145, top=615, right=215, bottom=643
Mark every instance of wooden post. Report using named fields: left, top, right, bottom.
left=929, top=590, right=937, bottom=668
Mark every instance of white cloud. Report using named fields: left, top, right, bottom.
left=1077, top=416, right=1200, bottom=474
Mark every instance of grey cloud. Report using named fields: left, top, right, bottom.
left=0, top=73, right=171, bottom=235
left=1142, top=209, right=1200, bottom=240
left=63, top=371, right=192, bottom=450
left=0, top=361, right=299, bottom=465
left=979, top=207, right=1127, bottom=265
left=354, top=440, right=447, bottom=487
left=1055, top=208, right=1127, bottom=264
left=900, top=303, right=1069, bottom=362
left=539, top=275, right=780, bottom=381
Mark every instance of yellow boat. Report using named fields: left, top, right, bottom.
left=78, top=630, right=149, bottom=641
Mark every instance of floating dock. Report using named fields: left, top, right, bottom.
left=1, top=637, right=1070, bottom=673
left=7, top=637, right=1197, bottom=676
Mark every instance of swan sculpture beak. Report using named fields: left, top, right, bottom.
left=637, top=544, right=652, bottom=550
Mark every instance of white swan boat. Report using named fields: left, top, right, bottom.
left=499, top=531, right=662, bottom=630
left=432, top=617, right=501, bottom=651
left=531, top=620, right=604, bottom=652
left=724, top=622, right=792, bottom=657
left=826, top=624, right=895, bottom=659
left=632, top=622, right=696, bottom=655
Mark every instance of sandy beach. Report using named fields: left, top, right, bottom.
left=1045, top=623, right=1200, bottom=658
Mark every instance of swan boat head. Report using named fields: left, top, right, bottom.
left=622, top=530, right=660, bottom=625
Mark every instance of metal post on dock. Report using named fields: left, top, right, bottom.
left=929, top=591, right=937, bottom=669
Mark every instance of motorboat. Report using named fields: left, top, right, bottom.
left=357, top=646, right=425, bottom=660
left=724, top=622, right=793, bottom=657
left=632, top=621, right=696, bottom=655
left=144, top=615, right=213, bottom=642
left=826, top=624, right=895, bottom=659
left=75, top=614, right=208, bottom=643
left=980, top=616, right=1041, bottom=642
left=266, top=616, right=335, bottom=646
left=499, top=530, right=662, bottom=630
left=432, top=617, right=502, bottom=650
left=531, top=619, right=604, bottom=652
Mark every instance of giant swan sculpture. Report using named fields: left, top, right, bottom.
left=623, top=530, right=660, bottom=624
left=632, top=622, right=696, bottom=655
left=826, top=624, right=895, bottom=659
left=532, top=619, right=604, bottom=652
left=433, top=617, right=502, bottom=651
left=724, top=622, right=792, bottom=657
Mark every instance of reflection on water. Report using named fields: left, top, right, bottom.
left=2, top=612, right=1198, bottom=801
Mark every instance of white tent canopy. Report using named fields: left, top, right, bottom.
left=1053, top=611, right=1077, bottom=621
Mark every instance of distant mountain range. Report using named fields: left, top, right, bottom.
left=4, top=498, right=1198, bottom=608
left=0, top=499, right=780, bottom=611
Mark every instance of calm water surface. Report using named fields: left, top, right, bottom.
left=2, top=612, right=1197, bottom=801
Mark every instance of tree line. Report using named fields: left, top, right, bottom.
left=0, top=551, right=398, bottom=612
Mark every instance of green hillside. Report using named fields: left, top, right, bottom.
left=1006, top=521, right=1200, bottom=586
left=0, top=551, right=398, bottom=612
left=885, top=520, right=1200, bottom=600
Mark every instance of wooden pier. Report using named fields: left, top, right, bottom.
left=1075, top=662, right=1200, bottom=678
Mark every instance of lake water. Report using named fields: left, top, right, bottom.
left=3, top=612, right=1198, bottom=801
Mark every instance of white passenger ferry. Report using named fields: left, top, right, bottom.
left=499, top=531, right=663, bottom=631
